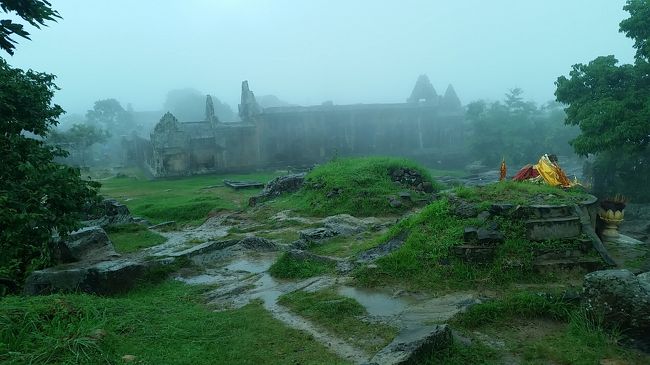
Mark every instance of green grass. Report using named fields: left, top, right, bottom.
left=454, top=180, right=592, bottom=207
left=432, top=292, right=650, bottom=365
left=451, top=291, right=573, bottom=328
left=268, top=253, right=335, bottom=279
left=100, top=169, right=280, bottom=226
left=267, top=157, right=439, bottom=217
left=354, top=199, right=591, bottom=292
left=310, top=230, right=388, bottom=258
left=278, top=289, right=398, bottom=353
left=104, top=224, right=167, bottom=253
left=0, top=281, right=350, bottom=365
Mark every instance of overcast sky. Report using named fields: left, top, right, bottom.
left=6, top=0, right=636, bottom=116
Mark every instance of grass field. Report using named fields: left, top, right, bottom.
left=0, top=281, right=349, bottom=365
left=100, top=170, right=280, bottom=226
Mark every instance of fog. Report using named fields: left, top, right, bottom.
left=8, top=0, right=635, bottom=115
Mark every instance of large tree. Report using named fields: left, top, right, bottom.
left=555, top=0, right=650, bottom=200
left=0, top=2, right=100, bottom=293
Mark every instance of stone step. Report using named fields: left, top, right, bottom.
left=452, top=244, right=496, bottom=263
left=521, top=204, right=575, bottom=219
left=526, top=216, right=582, bottom=241
left=533, top=257, right=604, bottom=273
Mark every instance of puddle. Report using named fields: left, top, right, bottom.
left=338, top=286, right=411, bottom=317
left=226, top=258, right=273, bottom=274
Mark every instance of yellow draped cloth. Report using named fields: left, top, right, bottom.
left=534, top=155, right=572, bottom=188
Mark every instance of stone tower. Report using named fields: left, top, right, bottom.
left=205, top=95, right=219, bottom=125
left=238, top=80, right=262, bottom=121
left=407, top=74, right=437, bottom=103
left=441, top=84, right=462, bottom=110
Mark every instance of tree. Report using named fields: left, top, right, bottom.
left=554, top=0, right=650, bottom=201
left=0, top=3, right=100, bottom=293
left=86, top=98, right=133, bottom=136
left=466, top=89, right=577, bottom=167
left=48, top=123, right=110, bottom=166
left=0, top=0, right=59, bottom=55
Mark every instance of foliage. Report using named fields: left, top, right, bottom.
left=0, top=281, right=349, bottom=364
left=584, top=149, right=650, bottom=202
left=268, top=253, right=335, bottom=279
left=0, top=0, right=59, bottom=55
left=85, top=98, right=134, bottom=136
left=269, top=157, right=438, bottom=217
left=163, top=88, right=235, bottom=122
left=0, top=57, right=100, bottom=293
left=466, top=89, right=579, bottom=167
left=555, top=56, right=650, bottom=156
left=47, top=123, right=109, bottom=165
left=278, top=289, right=398, bottom=353
left=104, top=223, right=167, bottom=253
left=555, top=1, right=650, bottom=202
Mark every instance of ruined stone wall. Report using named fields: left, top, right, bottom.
left=255, top=103, right=464, bottom=167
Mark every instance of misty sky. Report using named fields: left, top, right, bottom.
left=7, top=0, right=636, bottom=116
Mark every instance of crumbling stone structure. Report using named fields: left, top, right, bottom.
left=146, top=75, right=464, bottom=177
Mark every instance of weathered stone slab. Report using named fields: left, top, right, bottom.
left=62, top=226, right=118, bottom=262
left=370, top=325, right=452, bottom=365
left=526, top=216, right=581, bottom=241
left=23, top=258, right=170, bottom=296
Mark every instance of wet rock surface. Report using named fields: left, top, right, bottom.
left=582, top=269, right=650, bottom=339
left=369, top=325, right=452, bottom=365
left=84, top=198, right=138, bottom=227
left=60, top=226, right=119, bottom=262
left=249, top=173, right=306, bottom=206
left=389, top=168, right=434, bottom=193
left=24, top=258, right=170, bottom=296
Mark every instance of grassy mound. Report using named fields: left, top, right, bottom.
left=354, top=193, right=598, bottom=291
left=270, top=157, right=438, bottom=217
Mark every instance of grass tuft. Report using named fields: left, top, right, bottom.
left=105, top=223, right=167, bottom=253
left=268, top=253, right=335, bottom=279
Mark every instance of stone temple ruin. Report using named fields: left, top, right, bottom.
left=139, top=75, right=464, bottom=178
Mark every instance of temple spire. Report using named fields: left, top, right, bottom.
left=407, top=74, right=437, bottom=103
left=441, top=84, right=462, bottom=110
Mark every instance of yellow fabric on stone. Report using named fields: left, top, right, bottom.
left=534, top=155, right=572, bottom=188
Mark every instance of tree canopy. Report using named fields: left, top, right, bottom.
left=466, top=89, right=578, bottom=167
left=555, top=0, right=650, bottom=201
left=0, top=0, right=59, bottom=55
left=555, top=0, right=650, bottom=156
